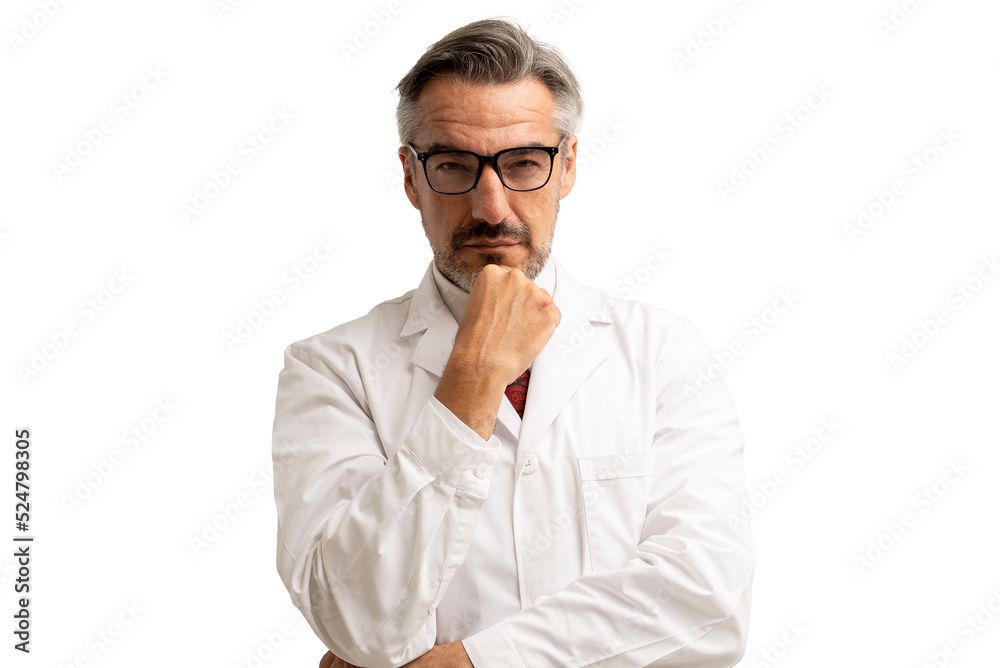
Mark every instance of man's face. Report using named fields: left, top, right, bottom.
left=398, top=77, right=578, bottom=291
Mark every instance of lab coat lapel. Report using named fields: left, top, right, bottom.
left=401, top=264, right=457, bottom=380
left=399, top=259, right=614, bottom=454
left=517, top=258, right=613, bottom=459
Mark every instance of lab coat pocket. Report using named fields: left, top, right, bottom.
left=578, top=452, right=653, bottom=572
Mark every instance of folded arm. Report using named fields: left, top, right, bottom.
left=272, top=345, right=497, bottom=668
left=462, top=323, right=755, bottom=667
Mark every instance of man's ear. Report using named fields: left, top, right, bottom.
left=558, top=135, right=578, bottom=199
left=398, top=147, right=420, bottom=209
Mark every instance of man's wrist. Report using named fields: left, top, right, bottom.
left=405, top=641, right=473, bottom=667
left=436, top=641, right=473, bottom=668
left=434, top=360, right=507, bottom=440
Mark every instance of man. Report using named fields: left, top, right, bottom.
left=272, top=18, right=754, bottom=668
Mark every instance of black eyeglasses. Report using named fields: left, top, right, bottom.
left=407, top=139, right=565, bottom=195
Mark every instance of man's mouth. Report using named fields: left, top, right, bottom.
left=464, top=239, right=521, bottom=252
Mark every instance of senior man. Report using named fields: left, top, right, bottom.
left=272, top=18, right=754, bottom=668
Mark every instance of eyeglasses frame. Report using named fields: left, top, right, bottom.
left=406, top=138, right=566, bottom=195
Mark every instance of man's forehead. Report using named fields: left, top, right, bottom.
left=414, top=77, right=559, bottom=147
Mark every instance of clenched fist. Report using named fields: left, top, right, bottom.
left=435, top=263, right=560, bottom=439
left=455, top=263, right=560, bottom=385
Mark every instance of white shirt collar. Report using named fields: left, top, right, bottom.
left=430, top=257, right=557, bottom=326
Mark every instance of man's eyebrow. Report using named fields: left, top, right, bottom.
left=426, top=140, right=550, bottom=152
left=426, top=142, right=460, bottom=152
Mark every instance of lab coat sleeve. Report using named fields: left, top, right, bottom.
left=462, top=320, right=755, bottom=667
left=272, top=343, right=500, bottom=668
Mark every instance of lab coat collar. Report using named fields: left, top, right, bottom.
left=400, top=263, right=458, bottom=378
left=400, top=255, right=615, bottom=452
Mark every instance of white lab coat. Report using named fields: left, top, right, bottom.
left=271, top=256, right=755, bottom=667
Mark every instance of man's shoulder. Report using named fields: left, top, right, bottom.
left=609, top=298, right=708, bottom=366
left=285, top=285, right=419, bottom=362
left=555, top=273, right=718, bottom=401
left=559, top=266, right=702, bottom=351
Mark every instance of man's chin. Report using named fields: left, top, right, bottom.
left=470, top=252, right=513, bottom=269
left=435, top=244, right=548, bottom=291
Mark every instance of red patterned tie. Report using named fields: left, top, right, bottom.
left=505, top=369, right=530, bottom=418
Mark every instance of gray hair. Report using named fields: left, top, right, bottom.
left=395, top=18, right=583, bottom=146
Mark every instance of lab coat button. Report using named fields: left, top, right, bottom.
left=533, top=595, right=550, bottom=605
left=474, top=463, right=491, bottom=479
left=523, top=454, right=539, bottom=475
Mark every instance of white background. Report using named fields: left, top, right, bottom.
left=2, top=0, right=999, bottom=666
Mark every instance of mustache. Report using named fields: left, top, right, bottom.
left=450, top=220, right=532, bottom=250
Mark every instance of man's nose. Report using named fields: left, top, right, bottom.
left=468, top=162, right=513, bottom=225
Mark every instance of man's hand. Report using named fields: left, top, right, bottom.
left=318, top=642, right=472, bottom=668
left=452, top=264, right=561, bottom=384
left=404, top=642, right=473, bottom=667
left=435, top=263, right=561, bottom=439
left=319, top=651, right=352, bottom=668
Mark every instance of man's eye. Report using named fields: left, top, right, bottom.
left=509, top=159, right=543, bottom=170
left=433, top=160, right=472, bottom=175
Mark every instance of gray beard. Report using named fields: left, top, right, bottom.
left=421, top=190, right=560, bottom=293
left=429, top=226, right=554, bottom=292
